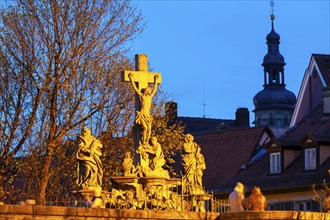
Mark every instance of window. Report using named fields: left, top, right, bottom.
left=273, top=112, right=284, bottom=128
left=261, top=113, right=268, bottom=125
left=261, top=119, right=268, bottom=125
left=270, top=152, right=281, bottom=173
left=297, top=201, right=311, bottom=211
left=268, top=202, right=293, bottom=211
left=305, top=148, right=316, bottom=170
left=268, top=204, right=275, bottom=210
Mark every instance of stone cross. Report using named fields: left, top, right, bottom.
left=121, top=54, right=162, bottom=165
left=121, top=54, right=162, bottom=110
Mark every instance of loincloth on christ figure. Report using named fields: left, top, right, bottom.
left=135, top=111, right=153, bottom=126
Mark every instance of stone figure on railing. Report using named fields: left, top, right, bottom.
left=247, top=186, right=267, bottom=211
left=76, top=126, right=103, bottom=188
left=324, top=190, right=330, bottom=212
left=229, top=182, right=245, bottom=212
left=181, top=134, right=206, bottom=195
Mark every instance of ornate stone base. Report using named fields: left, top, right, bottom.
left=75, top=189, right=94, bottom=207
left=111, top=176, right=138, bottom=185
left=73, top=187, right=106, bottom=208
left=109, top=176, right=183, bottom=211
left=140, top=177, right=167, bottom=188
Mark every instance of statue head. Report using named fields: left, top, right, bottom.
left=150, top=136, right=158, bottom=145
left=126, top=190, right=134, bottom=199
left=155, top=191, right=162, bottom=200
left=235, top=182, right=244, bottom=193
left=143, top=87, right=152, bottom=95
left=252, top=186, right=262, bottom=195
left=185, top=134, right=194, bottom=142
left=81, top=126, right=91, bottom=137
left=78, top=127, right=93, bottom=147
left=125, top=151, right=131, bottom=158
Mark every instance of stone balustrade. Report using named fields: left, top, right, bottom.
left=1, top=204, right=330, bottom=220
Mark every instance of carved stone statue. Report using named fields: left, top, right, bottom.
left=76, top=126, right=103, bottom=188
left=136, top=137, right=169, bottom=178
left=128, top=73, right=159, bottom=145
left=148, top=137, right=169, bottom=177
left=165, top=192, right=178, bottom=211
left=229, top=182, right=245, bottom=212
left=136, top=144, right=151, bottom=175
left=247, top=186, right=267, bottom=211
left=122, top=151, right=135, bottom=176
left=109, top=54, right=210, bottom=213
left=91, top=187, right=105, bottom=208
left=196, top=146, right=206, bottom=189
left=121, top=190, right=141, bottom=210
left=181, top=134, right=206, bottom=194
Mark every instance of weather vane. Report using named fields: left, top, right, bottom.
left=270, top=0, right=275, bottom=20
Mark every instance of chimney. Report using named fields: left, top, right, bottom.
left=236, top=108, right=250, bottom=128
left=323, top=87, right=330, bottom=115
left=165, top=101, right=178, bottom=122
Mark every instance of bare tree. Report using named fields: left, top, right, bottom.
left=0, top=0, right=144, bottom=203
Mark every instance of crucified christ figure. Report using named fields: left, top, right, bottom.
left=128, top=73, right=159, bottom=145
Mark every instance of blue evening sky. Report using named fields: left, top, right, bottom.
left=131, top=1, right=330, bottom=122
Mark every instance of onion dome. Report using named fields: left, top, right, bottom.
left=266, top=15, right=280, bottom=41
left=263, top=14, right=285, bottom=65
left=253, top=86, right=296, bottom=111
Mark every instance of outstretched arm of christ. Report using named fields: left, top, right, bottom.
left=128, top=73, right=142, bottom=96
left=150, top=75, right=159, bottom=97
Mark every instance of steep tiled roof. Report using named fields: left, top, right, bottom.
left=313, top=54, right=330, bottom=85
left=225, top=150, right=330, bottom=195
left=282, top=104, right=330, bottom=144
left=290, top=54, right=330, bottom=127
left=194, top=126, right=273, bottom=193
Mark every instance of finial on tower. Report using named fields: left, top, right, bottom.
left=270, top=0, right=275, bottom=21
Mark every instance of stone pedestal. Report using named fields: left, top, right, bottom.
left=111, top=176, right=143, bottom=199
left=73, top=187, right=106, bottom=208
left=140, top=177, right=167, bottom=188
left=75, top=189, right=94, bottom=207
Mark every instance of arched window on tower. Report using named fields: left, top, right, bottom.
left=261, top=113, right=269, bottom=125
left=273, top=112, right=284, bottom=128
left=272, top=70, right=279, bottom=84
left=266, top=71, right=272, bottom=85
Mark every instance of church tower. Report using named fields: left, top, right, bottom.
left=253, top=11, right=296, bottom=131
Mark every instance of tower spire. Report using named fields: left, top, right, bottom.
left=262, top=1, right=285, bottom=87
left=270, top=0, right=274, bottom=17
left=270, top=0, right=275, bottom=29
left=252, top=1, right=297, bottom=129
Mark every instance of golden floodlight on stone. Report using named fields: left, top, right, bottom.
left=121, top=54, right=162, bottom=163
left=75, top=54, right=209, bottom=212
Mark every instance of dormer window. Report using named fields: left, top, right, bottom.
left=270, top=152, right=281, bottom=174
left=305, top=148, right=316, bottom=170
